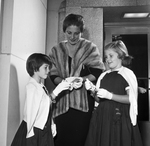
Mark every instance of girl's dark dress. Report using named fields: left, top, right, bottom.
left=85, top=71, right=143, bottom=146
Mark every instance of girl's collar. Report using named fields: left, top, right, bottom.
left=30, top=77, right=44, bottom=87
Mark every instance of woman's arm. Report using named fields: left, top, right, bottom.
left=82, top=74, right=96, bottom=82
left=81, top=67, right=103, bottom=83
left=53, top=76, right=63, bottom=85
left=50, top=75, right=63, bottom=85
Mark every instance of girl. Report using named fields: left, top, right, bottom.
left=11, top=53, right=70, bottom=146
left=84, top=40, right=143, bottom=146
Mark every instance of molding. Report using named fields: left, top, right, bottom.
left=105, top=22, right=150, bottom=27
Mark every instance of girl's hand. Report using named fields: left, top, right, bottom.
left=51, top=123, right=57, bottom=137
left=53, top=80, right=71, bottom=96
left=138, top=87, right=147, bottom=94
left=97, top=88, right=113, bottom=100
left=84, top=78, right=96, bottom=92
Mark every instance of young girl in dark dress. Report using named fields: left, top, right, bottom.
left=11, top=53, right=70, bottom=146
left=84, top=40, right=143, bottom=146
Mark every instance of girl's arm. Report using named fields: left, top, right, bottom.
left=96, top=88, right=130, bottom=104
left=111, top=90, right=129, bottom=104
left=26, top=84, right=42, bottom=138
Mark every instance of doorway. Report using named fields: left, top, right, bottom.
left=112, top=34, right=149, bottom=121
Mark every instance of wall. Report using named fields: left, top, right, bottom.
left=46, top=0, right=63, bottom=55
left=46, top=0, right=104, bottom=59
left=0, top=0, right=47, bottom=145
left=45, top=0, right=64, bottom=92
left=66, top=0, right=150, bottom=7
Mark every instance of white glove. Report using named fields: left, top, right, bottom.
left=65, top=77, right=83, bottom=90
left=53, top=80, right=71, bottom=96
left=84, top=78, right=96, bottom=92
left=72, top=77, right=83, bottom=89
left=51, top=124, right=57, bottom=137
left=96, top=88, right=113, bottom=100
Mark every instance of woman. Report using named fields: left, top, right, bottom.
left=48, top=13, right=104, bottom=146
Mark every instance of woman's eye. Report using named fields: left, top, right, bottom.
left=110, top=55, right=113, bottom=58
left=67, top=31, right=71, bottom=35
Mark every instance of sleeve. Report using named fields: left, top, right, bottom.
left=89, top=67, right=102, bottom=80
left=26, top=84, right=42, bottom=138
left=96, top=71, right=108, bottom=89
left=128, top=71, right=138, bottom=126
left=118, top=67, right=138, bottom=126
left=49, top=46, right=63, bottom=77
left=84, top=42, right=104, bottom=70
left=123, top=78, right=129, bottom=91
left=80, top=65, right=102, bottom=82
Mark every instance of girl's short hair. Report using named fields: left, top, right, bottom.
left=63, top=13, right=85, bottom=33
left=104, top=40, right=133, bottom=67
left=26, top=53, right=52, bottom=77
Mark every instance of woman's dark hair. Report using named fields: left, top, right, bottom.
left=104, top=40, right=133, bottom=68
left=63, top=13, right=85, bottom=33
left=26, top=53, right=52, bottom=77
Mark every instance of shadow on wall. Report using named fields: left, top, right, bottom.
left=7, top=64, right=20, bottom=146
left=82, top=28, right=90, bottom=40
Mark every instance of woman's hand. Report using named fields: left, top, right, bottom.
left=65, top=77, right=83, bottom=90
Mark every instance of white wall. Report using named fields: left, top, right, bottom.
left=45, top=0, right=64, bottom=92
left=0, top=0, right=47, bottom=145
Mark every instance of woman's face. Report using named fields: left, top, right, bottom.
left=65, top=25, right=82, bottom=45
